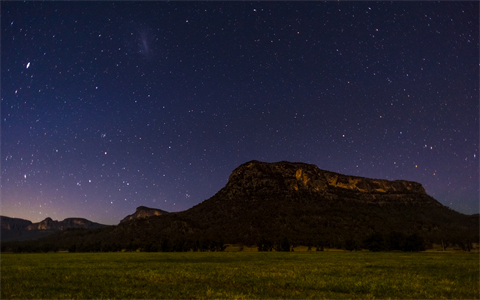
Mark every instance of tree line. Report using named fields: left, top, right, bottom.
left=257, top=232, right=428, bottom=252
left=2, top=230, right=475, bottom=253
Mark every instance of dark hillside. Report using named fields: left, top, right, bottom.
left=2, top=161, right=477, bottom=252
left=1, top=216, right=108, bottom=242
left=180, top=161, right=477, bottom=246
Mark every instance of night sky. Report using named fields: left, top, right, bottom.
left=2, top=1, right=478, bottom=225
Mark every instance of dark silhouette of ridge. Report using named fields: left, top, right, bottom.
left=120, top=206, right=170, bottom=223
left=1, top=216, right=108, bottom=242
left=2, top=161, right=478, bottom=250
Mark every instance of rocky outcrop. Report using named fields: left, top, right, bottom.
left=178, top=160, right=475, bottom=245
left=224, top=160, right=436, bottom=206
left=120, top=206, right=170, bottom=223
left=26, top=217, right=55, bottom=230
left=1, top=216, right=32, bottom=230
left=26, top=217, right=108, bottom=231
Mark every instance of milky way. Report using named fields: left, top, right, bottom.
left=1, top=1, right=478, bottom=225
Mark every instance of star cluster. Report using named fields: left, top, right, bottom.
left=1, top=2, right=478, bottom=225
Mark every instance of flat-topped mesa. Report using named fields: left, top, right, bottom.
left=227, top=160, right=427, bottom=196
left=120, top=206, right=170, bottom=223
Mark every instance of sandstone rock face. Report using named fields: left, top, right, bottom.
left=324, top=172, right=425, bottom=194
left=224, top=160, right=435, bottom=206
left=120, top=206, right=170, bottom=223
left=0, top=216, right=32, bottom=230
left=27, top=217, right=54, bottom=230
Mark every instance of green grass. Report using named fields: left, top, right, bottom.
left=1, top=251, right=478, bottom=299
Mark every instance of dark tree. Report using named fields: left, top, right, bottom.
left=386, top=231, right=405, bottom=251
left=276, top=237, right=291, bottom=252
left=364, top=232, right=385, bottom=252
left=344, top=239, right=360, bottom=251
left=257, top=236, right=273, bottom=251
left=403, top=233, right=425, bottom=252
left=161, top=238, right=171, bottom=252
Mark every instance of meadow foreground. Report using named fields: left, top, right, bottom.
left=1, top=251, right=478, bottom=299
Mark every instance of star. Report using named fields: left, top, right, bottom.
left=0, top=1, right=477, bottom=224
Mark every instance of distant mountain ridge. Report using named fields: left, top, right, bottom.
left=25, top=217, right=107, bottom=231
left=1, top=216, right=32, bottom=230
left=1, top=216, right=108, bottom=242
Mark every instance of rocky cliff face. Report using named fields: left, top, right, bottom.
left=1, top=216, right=32, bottom=230
left=120, top=206, right=170, bottom=223
left=26, top=217, right=55, bottom=230
left=222, top=160, right=437, bottom=206
left=175, top=160, right=477, bottom=245
left=26, top=217, right=107, bottom=231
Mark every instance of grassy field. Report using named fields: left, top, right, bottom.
left=1, top=251, right=478, bottom=299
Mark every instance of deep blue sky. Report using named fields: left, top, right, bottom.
left=2, top=1, right=478, bottom=225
